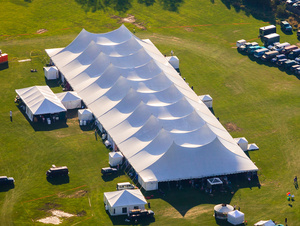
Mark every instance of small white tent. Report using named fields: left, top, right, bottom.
left=44, top=66, right=58, bottom=80
left=248, top=143, right=259, bottom=151
left=227, top=210, right=244, bottom=225
left=103, top=189, right=147, bottom=216
left=109, top=152, right=124, bottom=167
left=165, top=56, right=179, bottom=69
left=56, top=91, right=82, bottom=109
left=234, top=137, right=248, bottom=151
left=15, top=86, right=67, bottom=122
left=214, top=204, right=234, bottom=219
left=207, top=177, right=223, bottom=188
left=198, top=94, right=213, bottom=108
left=254, top=220, right=276, bottom=226
left=78, top=109, right=93, bottom=121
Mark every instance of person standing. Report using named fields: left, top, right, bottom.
left=10, top=110, right=12, bottom=122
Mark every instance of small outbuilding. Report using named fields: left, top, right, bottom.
left=234, top=137, right=248, bottom=151
left=109, top=152, right=124, bottom=167
left=198, top=94, right=213, bottom=108
left=44, top=66, right=59, bottom=80
left=165, top=56, right=179, bottom=69
left=214, top=204, right=234, bottom=220
left=254, top=220, right=276, bottom=226
left=56, top=91, right=82, bottom=109
left=227, top=210, right=244, bottom=225
left=103, top=189, right=147, bottom=216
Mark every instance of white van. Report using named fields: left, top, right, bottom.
left=116, top=182, right=136, bottom=190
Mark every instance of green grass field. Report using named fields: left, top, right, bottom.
left=0, top=0, right=299, bottom=225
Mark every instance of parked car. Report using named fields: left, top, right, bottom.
left=284, top=60, right=298, bottom=70
left=290, top=64, right=300, bottom=72
left=128, top=209, right=154, bottom=221
left=247, top=46, right=264, bottom=54
left=294, top=67, right=300, bottom=74
left=282, top=45, right=298, bottom=55
left=101, top=167, right=118, bottom=175
left=277, top=58, right=288, bottom=66
left=261, top=51, right=279, bottom=61
left=259, top=25, right=276, bottom=37
left=288, top=48, right=300, bottom=59
left=116, top=182, right=136, bottom=190
left=254, top=48, right=269, bottom=58
left=238, top=42, right=258, bottom=52
left=297, top=30, right=300, bottom=38
left=271, top=54, right=286, bottom=63
left=236, top=39, right=246, bottom=48
left=281, top=21, right=293, bottom=32
left=272, top=42, right=290, bottom=53
left=263, top=33, right=280, bottom=47
left=46, top=166, right=69, bottom=178
left=0, top=176, right=14, bottom=185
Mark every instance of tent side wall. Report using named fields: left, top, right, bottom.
left=108, top=204, right=146, bottom=216
left=138, top=176, right=158, bottom=191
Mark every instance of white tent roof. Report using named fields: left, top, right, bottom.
left=227, top=210, right=244, bottom=225
left=214, top=204, right=234, bottom=213
left=198, top=94, right=212, bottom=101
left=56, top=91, right=81, bottom=102
left=248, top=143, right=259, bottom=151
left=207, top=177, right=223, bottom=185
left=104, top=189, right=147, bottom=208
left=15, top=86, right=66, bottom=115
left=47, top=25, right=258, bottom=184
left=234, top=137, right=248, bottom=144
left=254, top=220, right=276, bottom=226
left=109, top=151, right=124, bottom=159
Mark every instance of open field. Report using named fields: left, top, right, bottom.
left=0, top=0, right=299, bottom=225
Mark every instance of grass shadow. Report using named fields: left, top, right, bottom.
left=0, top=62, right=9, bottom=71
left=0, top=184, right=15, bottom=192
left=102, top=171, right=125, bottom=182
left=108, top=211, right=155, bottom=225
left=46, top=176, right=70, bottom=185
left=45, top=78, right=60, bottom=88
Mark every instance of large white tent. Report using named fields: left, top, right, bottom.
left=227, top=210, right=244, bottom=225
left=46, top=25, right=258, bottom=191
left=56, top=91, right=82, bottom=109
left=15, top=86, right=67, bottom=121
left=103, top=189, right=147, bottom=216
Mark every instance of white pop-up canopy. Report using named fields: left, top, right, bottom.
left=254, top=220, right=276, bottom=226
left=15, top=86, right=66, bottom=121
left=248, top=143, right=259, bottom=151
left=198, top=94, right=213, bottom=108
left=44, top=66, right=59, bottom=80
left=165, top=56, right=179, bottom=69
left=109, top=152, right=124, bottom=167
left=78, top=109, right=93, bottom=121
left=207, top=177, right=223, bottom=188
left=227, top=210, right=244, bottom=225
left=56, top=91, right=82, bottom=109
left=234, top=137, right=248, bottom=152
left=46, top=25, right=258, bottom=191
left=103, top=189, right=147, bottom=216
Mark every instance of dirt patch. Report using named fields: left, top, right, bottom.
left=58, top=190, right=88, bottom=198
left=37, top=216, right=61, bottom=225
left=225, top=122, right=242, bottom=132
left=36, top=29, right=48, bottom=34
left=111, top=14, right=146, bottom=30
left=184, top=27, right=194, bottom=32
left=51, top=210, right=75, bottom=218
left=77, top=210, right=87, bottom=217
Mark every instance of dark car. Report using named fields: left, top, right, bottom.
left=0, top=176, right=15, bottom=185
left=46, top=166, right=69, bottom=178
left=128, top=209, right=154, bottom=221
left=281, top=21, right=292, bottom=32
left=271, top=54, right=286, bottom=63
left=101, top=167, right=118, bottom=175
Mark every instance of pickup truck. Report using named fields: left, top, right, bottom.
left=128, top=209, right=154, bottom=221
left=0, top=176, right=15, bottom=185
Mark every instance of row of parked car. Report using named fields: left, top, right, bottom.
left=237, top=39, right=300, bottom=75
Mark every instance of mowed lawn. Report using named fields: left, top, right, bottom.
left=0, top=0, right=299, bottom=225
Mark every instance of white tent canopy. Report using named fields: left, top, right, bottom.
left=109, top=152, right=124, bottom=167
left=78, top=109, right=93, bottom=121
left=56, top=91, right=82, bottom=109
left=198, top=94, right=213, bottom=108
left=254, top=220, right=276, bottom=226
left=165, top=56, right=179, bottom=69
left=214, top=204, right=234, bottom=219
left=227, top=210, right=244, bottom=225
left=44, top=66, right=59, bottom=80
left=248, top=143, right=259, bottom=151
left=207, top=177, right=223, bottom=188
left=15, top=86, right=66, bottom=121
left=234, top=137, right=248, bottom=151
left=103, top=189, right=147, bottom=216
left=46, top=25, right=258, bottom=191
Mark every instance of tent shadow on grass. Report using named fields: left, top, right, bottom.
left=142, top=174, right=260, bottom=218
left=0, top=184, right=15, bottom=192
left=46, top=176, right=70, bottom=185
left=44, top=78, right=61, bottom=88
left=17, top=105, right=68, bottom=131
left=0, top=62, right=9, bottom=71
left=108, top=211, right=156, bottom=225
left=102, top=171, right=126, bottom=182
